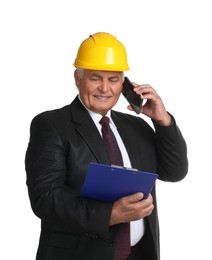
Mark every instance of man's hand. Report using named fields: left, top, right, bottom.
left=109, top=193, right=154, bottom=226
left=128, top=83, right=172, bottom=126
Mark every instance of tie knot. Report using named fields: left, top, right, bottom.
left=99, top=116, right=110, bottom=126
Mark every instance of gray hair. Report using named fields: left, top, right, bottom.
left=75, top=68, right=85, bottom=79
left=75, top=68, right=125, bottom=82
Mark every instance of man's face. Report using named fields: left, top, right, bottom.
left=74, top=69, right=123, bottom=115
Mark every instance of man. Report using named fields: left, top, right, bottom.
left=25, top=32, right=188, bottom=260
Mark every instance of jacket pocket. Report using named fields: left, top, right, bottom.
left=39, top=230, right=80, bottom=249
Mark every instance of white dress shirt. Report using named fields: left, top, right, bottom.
left=78, top=96, right=145, bottom=246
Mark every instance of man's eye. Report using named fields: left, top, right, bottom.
left=90, top=77, right=100, bottom=81
left=110, top=78, right=119, bottom=83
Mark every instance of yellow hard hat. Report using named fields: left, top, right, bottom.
left=74, top=32, right=129, bottom=71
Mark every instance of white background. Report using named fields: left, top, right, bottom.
left=1, top=0, right=211, bottom=259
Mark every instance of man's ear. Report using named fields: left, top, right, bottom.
left=74, top=69, right=80, bottom=88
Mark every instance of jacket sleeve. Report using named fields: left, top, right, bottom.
left=25, top=112, right=113, bottom=238
left=153, top=115, right=188, bottom=182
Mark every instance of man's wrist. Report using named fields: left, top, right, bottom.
left=153, top=113, right=173, bottom=126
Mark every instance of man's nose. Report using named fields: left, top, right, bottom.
left=99, top=80, right=110, bottom=92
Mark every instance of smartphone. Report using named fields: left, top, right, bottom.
left=122, top=77, right=143, bottom=114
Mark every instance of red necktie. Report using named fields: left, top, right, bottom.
left=99, top=116, right=131, bottom=259
left=99, top=116, right=123, bottom=166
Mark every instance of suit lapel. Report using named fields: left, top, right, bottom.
left=70, top=97, right=110, bottom=165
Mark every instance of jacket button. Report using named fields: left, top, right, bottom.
left=85, top=233, right=99, bottom=239
left=109, top=241, right=116, bottom=246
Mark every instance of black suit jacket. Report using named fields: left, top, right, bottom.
left=25, top=96, right=188, bottom=260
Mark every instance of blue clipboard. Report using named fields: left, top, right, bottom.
left=80, top=163, right=158, bottom=202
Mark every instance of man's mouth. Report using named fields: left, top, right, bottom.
left=94, top=95, right=112, bottom=100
